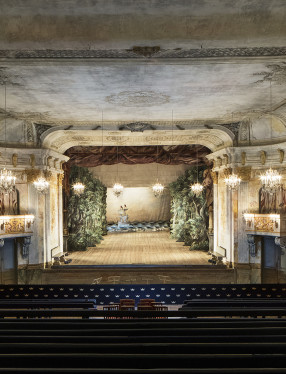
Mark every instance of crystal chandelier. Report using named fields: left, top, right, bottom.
left=0, top=84, right=16, bottom=195
left=259, top=81, right=282, bottom=194
left=190, top=145, right=204, bottom=196
left=152, top=144, right=164, bottom=198
left=113, top=182, right=123, bottom=197
left=113, top=146, right=124, bottom=197
left=0, top=168, right=16, bottom=194
left=33, top=175, right=49, bottom=194
left=191, top=182, right=204, bottom=197
left=73, top=182, right=85, bottom=196
left=260, top=168, right=282, bottom=194
left=152, top=182, right=164, bottom=198
left=225, top=173, right=241, bottom=190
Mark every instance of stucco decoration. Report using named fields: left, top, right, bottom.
left=260, top=151, right=267, bottom=165
left=42, top=129, right=233, bottom=154
left=241, top=152, right=246, bottom=166
left=250, top=115, right=286, bottom=145
left=237, top=167, right=252, bottom=182
left=279, top=149, right=285, bottom=163
left=1, top=48, right=286, bottom=60
left=34, top=124, right=53, bottom=145
left=106, top=91, right=170, bottom=107
left=239, top=120, right=250, bottom=144
left=118, top=122, right=156, bottom=132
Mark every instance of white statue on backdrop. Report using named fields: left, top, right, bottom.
left=118, top=205, right=124, bottom=223
left=118, top=204, right=129, bottom=228
left=123, top=204, right=128, bottom=223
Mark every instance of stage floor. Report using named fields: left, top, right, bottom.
left=67, top=231, right=210, bottom=266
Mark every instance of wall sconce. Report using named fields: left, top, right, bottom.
left=0, top=238, right=4, bottom=247
left=243, top=213, right=254, bottom=222
left=269, top=214, right=280, bottom=230
left=25, top=215, right=35, bottom=228
left=243, top=213, right=254, bottom=229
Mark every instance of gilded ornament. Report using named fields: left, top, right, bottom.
left=260, top=151, right=267, bottom=165
left=47, top=156, right=53, bottom=168
left=223, top=154, right=229, bottom=166
left=60, top=161, right=65, bottom=170
left=222, top=168, right=232, bottom=179
left=216, top=157, right=222, bottom=167
left=241, top=151, right=246, bottom=166
left=24, top=168, right=41, bottom=183
left=43, top=170, right=52, bottom=182
left=12, top=154, right=18, bottom=167
left=30, top=154, right=35, bottom=168
left=54, top=158, right=59, bottom=169
left=236, top=166, right=252, bottom=181
left=278, top=149, right=284, bottom=164
left=210, top=171, right=218, bottom=184
left=57, top=173, right=64, bottom=186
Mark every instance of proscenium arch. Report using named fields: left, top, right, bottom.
left=42, top=127, right=234, bottom=154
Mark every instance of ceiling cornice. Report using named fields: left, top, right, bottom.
left=0, top=47, right=286, bottom=60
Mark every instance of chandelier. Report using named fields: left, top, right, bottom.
left=190, top=145, right=204, bottom=197
left=152, top=144, right=164, bottom=198
left=260, top=168, right=282, bottom=194
left=259, top=81, right=282, bottom=194
left=33, top=175, right=49, bottom=194
left=0, top=84, right=16, bottom=195
left=225, top=173, right=241, bottom=190
left=152, top=182, right=164, bottom=198
left=113, top=182, right=123, bottom=197
left=113, top=146, right=124, bottom=197
left=0, top=168, right=16, bottom=194
left=72, top=182, right=85, bottom=196
left=191, top=182, right=204, bottom=197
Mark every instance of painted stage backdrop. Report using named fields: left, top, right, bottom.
left=106, top=187, right=171, bottom=224
left=67, top=166, right=107, bottom=251
left=169, top=166, right=209, bottom=251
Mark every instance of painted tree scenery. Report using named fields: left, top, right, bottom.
left=169, top=166, right=209, bottom=251
left=67, top=165, right=107, bottom=251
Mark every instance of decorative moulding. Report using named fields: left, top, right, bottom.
left=260, top=151, right=267, bottom=165
left=1, top=47, right=285, bottom=59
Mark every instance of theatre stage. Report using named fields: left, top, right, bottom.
left=44, top=232, right=235, bottom=284
left=67, top=231, right=210, bottom=266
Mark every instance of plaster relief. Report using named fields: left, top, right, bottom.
left=279, top=149, right=285, bottom=163
left=260, top=151, right=266, bottom=165
left=241, top=151, right=246, bottom=166
left=106, top=90, right=170, bottom=107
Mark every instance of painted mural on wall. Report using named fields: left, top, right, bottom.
left=169, top=166, right=209, bottom=251
left=259, top=187, right=286, bottom=214
left=67, top=166, right=107, bottom=251
left=0, top=189, right=19, bottom=215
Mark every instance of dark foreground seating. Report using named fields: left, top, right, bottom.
left=0, top=308, right=286, bottom=372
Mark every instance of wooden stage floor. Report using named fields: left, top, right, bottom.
left=67, top=231, right=210, bottom=266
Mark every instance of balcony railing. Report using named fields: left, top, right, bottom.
left=244, top=213, right=286, bottom=236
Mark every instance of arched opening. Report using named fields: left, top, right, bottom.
left=61, top=144, right=215, bottom=270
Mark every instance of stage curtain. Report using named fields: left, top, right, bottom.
left=65, top=145, right=211, bottom=168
